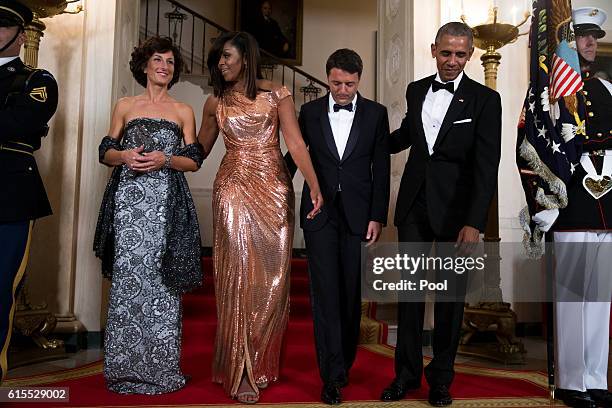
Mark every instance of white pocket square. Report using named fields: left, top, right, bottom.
left=453, top=118, right=472, bottom=124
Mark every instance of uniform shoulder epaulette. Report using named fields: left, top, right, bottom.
left=20, top=63, right=35, bottom=73
left=27, top=67, right=55, bottom=81
left=22, top=68, right=56, bottom=91
left=19, top=63, right=53, bottom=77
left=5, top=65, right=52, bottom=103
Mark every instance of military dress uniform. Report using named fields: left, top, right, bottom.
left=553, top=7, right=612, bottom=408
left=0, top=0, right=58, bottom=384
left=554, top=66, right=612, bottom=230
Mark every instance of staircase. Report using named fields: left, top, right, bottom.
left=139, top=0, right=328, bottom=108
left=139, top=0, right=333, bottom=249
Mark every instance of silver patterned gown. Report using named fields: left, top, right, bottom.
left=103, top=118, right=188, bottom=394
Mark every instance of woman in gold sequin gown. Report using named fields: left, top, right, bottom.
left=198, top=32, right=323, bottom=403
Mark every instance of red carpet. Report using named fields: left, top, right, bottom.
left=4, top=258, right=550, bottom=407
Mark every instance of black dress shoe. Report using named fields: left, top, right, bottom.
left=588, top=389, right=612, bottom=407
left=380, top=379, right=418, bottom=401
left=321, top=383, right=342, bottom=405
left=428, top=384, right=452, bottom=407
left=556, top=389, right=597, bottom=408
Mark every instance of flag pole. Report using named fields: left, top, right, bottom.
left=545, top=232, right=555, bottom=401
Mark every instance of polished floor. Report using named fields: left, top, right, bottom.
left=7, top=337, right=550, bottom=379
left=7, top=348, right=103, bottom=379
left=5, top=337, right=611, bottom=408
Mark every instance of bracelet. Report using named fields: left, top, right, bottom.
left=163, top=153, right=173, bottom=169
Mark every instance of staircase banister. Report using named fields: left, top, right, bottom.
left=166, top=0, right=228, bottom=33
left=260, top=52, right=328, bottom=90
left=164, top=0, right=329, bottom=90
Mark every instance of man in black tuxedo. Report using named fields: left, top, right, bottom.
left=287, top=48, right=390, bottom=405
left=380, top=22, right=501, bottom=406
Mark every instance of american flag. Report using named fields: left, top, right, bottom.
left=551, top=47, right=583, bottom=99
left=516, top=0, right=586, bottom=256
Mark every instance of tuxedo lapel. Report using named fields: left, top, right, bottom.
left=414, top=76, right=434, bottom=152
left=340, top=93, right=365, bottom=163
left=432, top=75, right=472, bottom=151
left=319, top=94, right=341, bottom=162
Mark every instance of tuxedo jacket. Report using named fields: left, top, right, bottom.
left=392, top=73, right=501, bottom=236
left=289, top=92, right=390, bottom=235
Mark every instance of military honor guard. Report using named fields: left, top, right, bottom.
left=552, top=7, right=612, bottom=408
left=0, top=0, right=58, bottom=384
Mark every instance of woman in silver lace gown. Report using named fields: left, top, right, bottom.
left=94, top=37, right=203, bottom=395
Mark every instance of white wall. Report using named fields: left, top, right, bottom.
left=27, top=11, right=85, bottom=318
left=180, top=0, right=235, bottom=30
left=300, top=0, right=378, bottom=99
left=27, top=0, right=139, bottom=332
left=72, top=0, right=127, bottom=331
left=168, top=80, right=221, bottom=247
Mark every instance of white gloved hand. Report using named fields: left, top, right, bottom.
left=532, top=208, right=559, bottom=232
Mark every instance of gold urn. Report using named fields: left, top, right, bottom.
left=19, top=0, right=83, bottom=67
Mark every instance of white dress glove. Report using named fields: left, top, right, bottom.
left=532, top=208, right=559, bottom=232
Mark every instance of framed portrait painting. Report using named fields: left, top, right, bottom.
left=592, top=42, right=612, bottom=81
left=236, top=0, right=303, bottom=65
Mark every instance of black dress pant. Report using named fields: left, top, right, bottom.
left=304, top=193, right=363, bottom=385
left=394, top=187, right=467, bottom=388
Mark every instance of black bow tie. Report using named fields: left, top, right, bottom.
left=432, top=80, right=454, bottom=94
left=333, top=103, right=353, bottom=112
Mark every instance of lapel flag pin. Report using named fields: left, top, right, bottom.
left=459, top=98, right=464, bottom=102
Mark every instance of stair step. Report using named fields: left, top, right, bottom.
left=290, top=275, right=310, bottom=295
left=289, top=294, right=312, bottom=317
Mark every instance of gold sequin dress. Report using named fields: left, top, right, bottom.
left=212, top=86, right=295, bottom=397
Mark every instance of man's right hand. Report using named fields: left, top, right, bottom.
left=455, top=225, right=480, bottom=256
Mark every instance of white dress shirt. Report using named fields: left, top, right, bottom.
left=328, top=94, right=357, bottom=159
left=0, top=56, right=19, bottom=67
left=422, top=71, right=464, bottom=155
